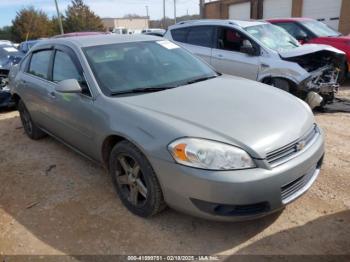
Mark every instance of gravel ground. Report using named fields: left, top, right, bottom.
left=0, top=86, right=350, bottom=258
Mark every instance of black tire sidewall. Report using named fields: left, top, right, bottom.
left=18, top=100, right=45, bottom=140
left=18, top=100, right=34, bottom=138
left=109, top=141, right=164, bottom=217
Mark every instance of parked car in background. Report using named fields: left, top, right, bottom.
left=141, top=28, right=166, bottom=37
left=0, top=40, right=14, bottom=46
left=9, top=35, right=324, bottom=221
left=18, top=40, right=39, bottom=54
left=0, top=44, right=23, bottom=108
left=0, top=79, right=14, bottom=109
left=0, top=44, right=23, bottom=77
left=112, top=27, right=128, bottom=35
left=165, top=20, right=346, bottom=108
left=267, top=18, right=350, bottom=82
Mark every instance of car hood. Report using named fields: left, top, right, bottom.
left=279, top=43, right=344, bottom=58
left=120, top=75, right=315, bottom=158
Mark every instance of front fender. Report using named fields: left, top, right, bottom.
left=257, top=57, right=310, bottom=86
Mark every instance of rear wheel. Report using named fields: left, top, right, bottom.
left=18, top=100, right=46, bottom=140
left=109, top=141, right=166, bottom=217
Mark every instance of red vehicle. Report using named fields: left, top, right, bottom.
left=267, top=18, right=350, bottom=81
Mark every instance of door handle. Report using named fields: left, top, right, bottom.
left=48, top=91, right=56, bottom=99
left=215, top=54, right=224, bottom=59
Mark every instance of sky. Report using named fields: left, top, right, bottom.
left=0, top=0, right=201, bottom=27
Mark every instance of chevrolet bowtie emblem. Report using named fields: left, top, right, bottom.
left=296, top=141, right=306, bottom=152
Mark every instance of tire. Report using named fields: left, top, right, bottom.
left=270, top=78, right=290, bottom=93
left=109, top=140, right=166, bottom=217
left=18, top=100, right=46, bottom=140
left=339, top=62, right=348, bottom=85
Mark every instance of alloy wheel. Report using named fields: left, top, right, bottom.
left=115, top=154, right=148, bottom=206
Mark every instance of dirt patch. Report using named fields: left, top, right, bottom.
left=0, top=89, right=349, bottom=256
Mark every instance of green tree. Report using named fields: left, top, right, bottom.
left=64, top=0, right=105, bottom=33
left=0, top=26, right=12, bottom=41
left=11, top=7, right=53, bottom=42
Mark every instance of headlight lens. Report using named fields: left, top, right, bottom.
left=168, top=138, right=255, bottom=170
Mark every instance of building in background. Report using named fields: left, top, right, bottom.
left=102, top=17, right=149, bottom=34
left=204, top=0, right=350, bottom=34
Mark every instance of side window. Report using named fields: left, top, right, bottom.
left=20, top=55, right=30, bottom=71
left=53, top=51, right=82, bottom=82
left=53, top=50, right=91, bottom=96
left=276, top=23, right=308, bottom=39
left=28, top=50, right=52, bottom=79
left=186, top=26, right=214, bottom=48
left=217, top=27, right=250, bottom=53
left=171, top=28, right=189, bottom=43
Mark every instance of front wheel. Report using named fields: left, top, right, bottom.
left=338, top=62, right=348, bottom=85
left=18, top=100, right=46, bottom=140
left=109, top=141, right=166, bottom=217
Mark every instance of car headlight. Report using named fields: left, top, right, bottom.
left=168, top=138, right=255, bottom=170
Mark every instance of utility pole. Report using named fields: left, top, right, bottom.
left=145, top=5, right=149, bottom=19
left=54, top=0, right=64, bottom=35
left=199, top=0, right=205, bottom=19
left=163, top=0, right=166, bottom=29
left=174, top=0, right=177, bottom=24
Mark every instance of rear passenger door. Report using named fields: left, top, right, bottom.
left=21, top=48, right=55, bottom=129
left=211, top=26, right=260, bottom=80
left=171, top=26, right=215, bottom=64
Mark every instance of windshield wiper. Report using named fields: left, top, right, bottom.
left=110, top=86, right=175, bottom=96
left=288, top=40, right=299, bottom=47
left=185, top=75, right=218, bottom=85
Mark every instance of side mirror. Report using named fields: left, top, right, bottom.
left=55, top=79, right=82, bottom=93
left=240, top=40, right=257, bottom=56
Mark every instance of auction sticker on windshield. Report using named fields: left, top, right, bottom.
left=156, top=40, right=180, bottom=50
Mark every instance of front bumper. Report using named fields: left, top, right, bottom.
left=150, top=130, right=325, bottom=221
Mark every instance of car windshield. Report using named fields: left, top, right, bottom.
left=245, top=23, right=300, bottom=51
left=83, top=41, right=217, bottom=95
left=301, top=20, right=341, bottom=37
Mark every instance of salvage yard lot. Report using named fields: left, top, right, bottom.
left=0, top=85, right=350, bottom=256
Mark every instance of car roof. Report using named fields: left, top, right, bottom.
left=266, top=17, right=314, bottom=23
left=52, top=31, right=109, bottom=38
left=169, top=19, right=268, bottom=29
left=32, top=34, right=163, bottom=50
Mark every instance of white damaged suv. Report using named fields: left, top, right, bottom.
left=165, top=20, right=345, bottom=108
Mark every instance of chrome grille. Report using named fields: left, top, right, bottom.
left=266, top=125, right=318, bottom=167
left=281, top=165, right=319, bottom=204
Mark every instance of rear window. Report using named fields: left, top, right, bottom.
left=28, top=50, right=52, bottom=79
left=171, top=26, right=214, bottom=48
left=171, top=28, right=188, bottom=42
left=187, top=26, right=214, bottom=48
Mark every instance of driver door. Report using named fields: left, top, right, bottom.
left=211, top=27, right=260, bottom=80
left=47, top=45, right=97, bottom=157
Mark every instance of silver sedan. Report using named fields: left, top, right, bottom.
left=9, top=35, right=324, bottom=221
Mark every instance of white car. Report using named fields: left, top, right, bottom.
left=165, top=20, right=345, bottom=107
